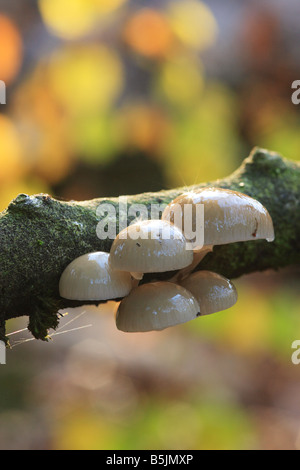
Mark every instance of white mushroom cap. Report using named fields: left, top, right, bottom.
left=109, top=219, right=193, bottom=274
left=59, top=251, right=134, bottom=301
left=180, top=270, right=238, bottom=315
left=162, top=187, right=275, bottom=247
left=115, top=281, right=201, bottom=332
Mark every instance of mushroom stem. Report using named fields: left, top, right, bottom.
left=130, top=271, right=144, bottom=281
left=130, top=272, right=143, bottom=288
left=170, top=245, right=214, bottom=282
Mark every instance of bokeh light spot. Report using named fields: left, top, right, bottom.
left=115, top=102, right=171, bottom=155
left=39, top=0, right=97, bottom=39
left=39, top=0, right=128, bottom=39
left=167, top=0, right=218, bottom=50
left=124, top=8, right=174, bottom=58
left=0, top=15, right=23, bottom=83
left=158, top=54, right=204, bottom=107
left=161, top=83, right=241, bottom=186
left=72, top=114, right=122, bottom=164
left=48, top=45, right=123, bottom=116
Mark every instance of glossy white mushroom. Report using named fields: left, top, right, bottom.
left=162, top=187, right=275, bottom=279
left=109, top=219, right=193, bottom=278
left=59, top=251, right=134, bottom=301
left=180, top=270, right=238, bottom=315
left=162, top=187, right=275, bottom=246
left=115, top=281, right=201, bottom=332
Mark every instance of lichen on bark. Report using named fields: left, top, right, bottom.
left=0, top=147, right=299, bottom=344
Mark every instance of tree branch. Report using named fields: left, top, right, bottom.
left=0, top=147, right=299, bottom=343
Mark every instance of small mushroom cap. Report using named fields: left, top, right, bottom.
left=162, top=187, right=275, bottom=246
left=59, top=251, right=134, bottom=301
left=115, top=281, right=200, bottom=332
left=109, top=219, right=193, bottom=273
left=180, top=270, right=238, bottom=315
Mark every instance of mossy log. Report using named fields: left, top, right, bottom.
left=0, top=147, right=299, bottom=343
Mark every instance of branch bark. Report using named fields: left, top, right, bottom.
left=0, top=147, right=299, bottom=343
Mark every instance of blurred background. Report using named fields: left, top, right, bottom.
left=0, top=0, right=299, bottom=450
